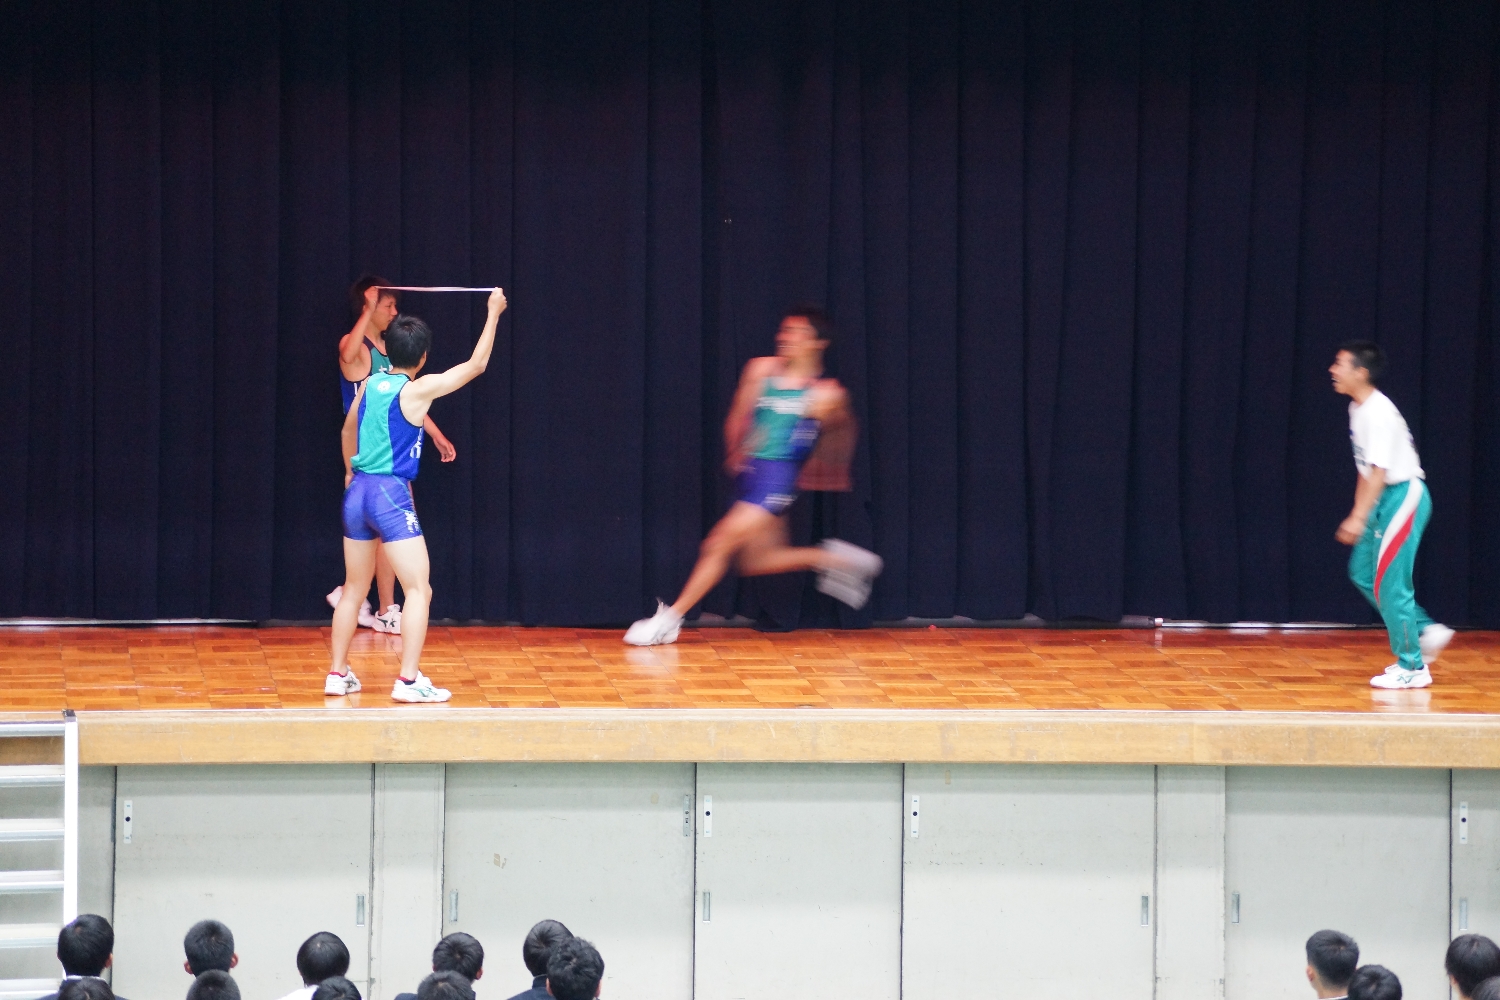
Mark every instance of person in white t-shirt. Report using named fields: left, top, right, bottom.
left=1330, top=341, right=1454, bottom=688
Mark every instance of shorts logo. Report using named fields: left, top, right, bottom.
left=404, top=509, right=420, bottom=534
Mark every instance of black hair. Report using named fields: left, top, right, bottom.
left=350, top=274, right=398, bottom=318
left=432, top=932, right=484, bottom=981
left=1449, top=935, right=1500, bottom=997
left=385, top=315, right=432, bottom=369
left=545, top=937, right=603, bottom=1000
left=184, top=921, right=235, bottom=975
left=785, top=304, right=833, bottom=344
left=1473, top=976, right=1500, bottom=1000
left=310, top=977, right=362, bottom=1000
left=57, top=914, right=114, bottom=977
left=186, top=971, right=240, bottom=1000
left=1306, top=929, right=1359, bottom=988
left=296, top=932, right=351, bottom=986
left=58, top=978, right=113, bottom=1000
left=1338, top=340, right=1387, bottom=383
left=415, top=971, right=474, bottom=1000
left=523, top=920, right=573, bottom=977
left=1349, top=965, right=1402, bottom=1000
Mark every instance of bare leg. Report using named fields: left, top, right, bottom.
left=669, top=503, right=827, bottom=616
left=737, top=513, right=829, bottom=577
left=374, top=543, right=398, bottom=611
left=330, top=539, right=379, bottom=673
left=380, top=536, right=431, bottom=681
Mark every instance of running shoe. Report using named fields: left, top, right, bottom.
left=815, top=539, right=884, bottom=610
left=1370, top=665, right=1433, bottom=689
left=624, top=601, right=683, bottom=646
left=1420, top=624, right=1455, bottom=665
left=326, top=586, right=379, bottom=629
left=324, top=667, right=362, bottom=696
left=373, top=604, right=402, bottom=634
left=391, top=672, right=451, bottom=703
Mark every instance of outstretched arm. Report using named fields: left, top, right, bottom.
left=401, top=287, right=506, bottom=423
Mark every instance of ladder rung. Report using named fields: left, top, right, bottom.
left=0, top=819, right=64, bottom=842
left=0, top=871, right=63, bottom=893
left=0, top=980, right=61, bottom=1000
left=0, top=766, right=64, bottom=787
left=0, top=925, right=60, bottom=949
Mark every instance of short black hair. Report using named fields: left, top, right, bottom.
left=1306, top=929, right=1359, bottom=988
left=1449, top=936, right=1500, bottom=997
left=385, top=315, right=432, bottom=369
left=296, top=932, right=351, bottom=985
left=59, top=978, right=113, bottom=1000
left=785, top=304, right=833, bottom=344
left=545, top=937, right=603, bottom=1000
left=350, top=274, right=398, bottom=317
left=432, top=933, right=484, bottom=981
left=1473, top=976, right=1500, bottom=1000
left=1349, top=965, right=1402, bottom=1000
left=311, top=977, right=361, bottom=1000
left=523, top=920, right=573, bottom=977
left=184, top=921, right=235, bottom=975
left=415, top=971, right=474, bottom=1000
left=57, top=914, right=114, bottom=976
left=1338, top=340, right=1386, bottom=383
left=186, top=971, right=240, bottom=1000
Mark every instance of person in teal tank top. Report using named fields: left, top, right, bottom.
left=625, top=306, right=884, bottom=646
left=326, top=286, right=507, bottom=703
left=330, top=276, right=458, bottom=636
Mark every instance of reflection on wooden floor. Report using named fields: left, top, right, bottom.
left=1, top=625, right=1497, bottom=714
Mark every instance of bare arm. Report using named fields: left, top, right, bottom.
left=723, top=356, right=779, bottom=473
left=400, top=287, right=506, bottom=424
left=341, top=384, right=365, bottom=487
left=1336, top=466, right=1386, bottom=544
left=339, top=287, right=379, bottom=380
left=423, top=415, right=456, bottom=462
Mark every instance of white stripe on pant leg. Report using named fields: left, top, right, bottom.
left=1376, top=478, right=1425, bottom=567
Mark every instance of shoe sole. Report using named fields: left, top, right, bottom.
left=624, top=627, right=680, bottom=647
left=391, top=689, right=451, bottom=703
left=1370, top=676, right=1433, bottom=690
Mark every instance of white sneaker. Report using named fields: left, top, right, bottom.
left=391, top=672, right=450, bottom=703
left=327, top=586, right=342, bottom=609
left=1370, top=665, right=1433, bottom=689
left=624, top=601, right=683, bottom=646
left=1420, top=624, right=1454, bottom=665
left=324, top=667, right=362, bottom=696
left=815, top=539, right=884, bottom=610
left=373, top=604, right=402, bottom=634
left=328, top=586, right=379, bottom=628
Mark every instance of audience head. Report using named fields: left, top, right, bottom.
left=1473, top=977, right=1500, bottom=1000
left=296, top=932, right=351, bottom=986
left=184, top=921, right=237, bottom=976
left=523, top=920, right=573, bottom=978
left=416, top=971, right=474, bottom=1000
left=1348, top=965, right=1401, bottom=1000
left=56, top=914, right=114, bottom=977
left=186, top=971, right=240, bottom=1000
left=1306, top=929, right=1359, bottom=993
left=311, top=977, right=361, bottom=1000
left=58, top=978, right=113, bottom=1000
left=545, top=938, right=603, bottom=1000
left=1449, top=935, right=1500, bottom=998
left=432, top=932, right=484, bottom=981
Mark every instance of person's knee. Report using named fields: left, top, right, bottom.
left=402, top=579, right=432, bottom=604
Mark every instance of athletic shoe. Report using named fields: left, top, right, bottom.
left=324, top=667, right=362, bottom=696
left=391, top=672, right=451, bottom=703
left=624, top=601, right=683, bottom=646
left=815, top=539, right=885, bottom=610
left=1420, top=624, right=1455, bottom=665
left=327, top=586, right=379, bottom=629
left=1370, top=665, right=1433, bottom=689
left=373, top=604, right=402, bottom=634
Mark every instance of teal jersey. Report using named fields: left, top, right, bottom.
left=341, top=337, right=392, bottom=413
left=351, top=373, right=425, bottom=480
left=750, top=379, right=820, bottom=462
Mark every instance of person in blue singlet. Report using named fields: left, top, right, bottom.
left=328, top=276, right=458, bottom=636
left=325, top=286, right=506, bottom=702
left=625, top=306, right=883, bottom=646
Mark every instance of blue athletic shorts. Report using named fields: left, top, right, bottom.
left=342, top=471, right=422, bottom=542
left=736, top=458, right=802, bottom=515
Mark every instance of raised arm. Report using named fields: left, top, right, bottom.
left=338, top=287, right=379, bottom=380
left=401, top=288, right=506, bottom=422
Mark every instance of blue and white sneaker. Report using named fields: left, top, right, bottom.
left=391, top=671, right=451, bottom=703
left=1370, top=665, right=1433, bottom=689
left=324, top=667, right=362, bottom=696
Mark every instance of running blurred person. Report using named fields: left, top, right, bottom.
left=326, top=286, right=506, bottom=700
left=626, top=306, right=881, bottom=645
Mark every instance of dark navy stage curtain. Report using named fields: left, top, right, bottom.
left=2, top=0, right=1498, bottom=626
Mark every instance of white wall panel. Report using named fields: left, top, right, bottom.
left=369, top=764, right=444, bottom=1000
left=693, top=764, right=902, bottom=1000
left=1156, top=766, right=1226, bottom=1000
left=902, top=764, right=1156, bottom=1000
left=442, top=764, right=694, bottom=1000
left=1452, top=771, right=1500, bottom=941
left=1225, top=768, right=1450, bottom=1000
left=111, top=766, right=374, bottom=1000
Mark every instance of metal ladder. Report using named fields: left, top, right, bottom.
left=0, top=713, right=78, bottom=1000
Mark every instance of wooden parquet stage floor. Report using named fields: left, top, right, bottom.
left=1, top=624, right=1497, bottom=713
